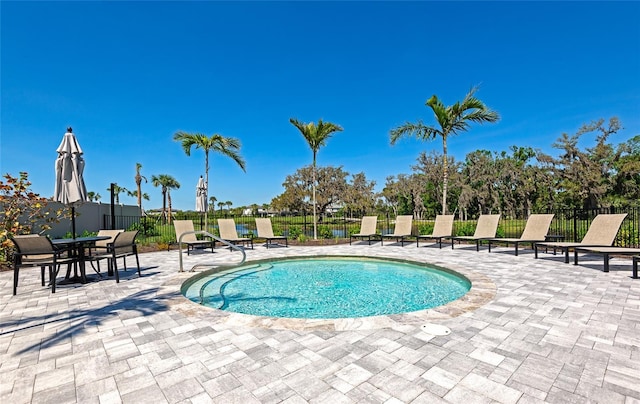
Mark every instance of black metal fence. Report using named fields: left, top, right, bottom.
left=103, top=206, right=640, bottom=248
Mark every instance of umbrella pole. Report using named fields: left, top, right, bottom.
left=71, top=206, right=77, bottom=239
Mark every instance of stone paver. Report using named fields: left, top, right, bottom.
left=1, top=242, right=639, bottom=403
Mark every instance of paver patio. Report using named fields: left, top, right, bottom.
left=1, top=242, right=638, bottom=403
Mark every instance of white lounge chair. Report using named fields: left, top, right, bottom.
left=381, top=215, right=413, bottom=246
left=534, top=213, right=628, bottom=263
left=350, top=216, right=382, bottom=245
left=256, top=218, right=288, bottom=248
left=416, top=215, right=454, bottom=249
left=447, top=214, right=501, bottom=251
left=487, top=214, right=554, bottom=256
left=218, top=219, right=253, bottom=249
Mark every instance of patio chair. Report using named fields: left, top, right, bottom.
left=10, top=234, right=77, bottom=295
left=255, top=218, right=288, bottom=248
left=572, top=246, right=640, bottom=273
left=447, top=214, right=501, bottom=251
left=487, top=214, right=554, bottom=256
left=350, top=216, right=382, bottom=245
left=416, top=215, right=454, bottom=248
left=534, top=213, right=628, bottom=264
left=173, top=220, right=215, bottom=255
left=88, top=229, right=123, bottom=275
left=381, top=215, right=413, bottom=246
left=218, top=218, right=253, bottom=249
left=88, top=230, right=141, bottom=283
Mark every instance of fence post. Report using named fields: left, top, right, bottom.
left=572, top=208, right=578, bottom=242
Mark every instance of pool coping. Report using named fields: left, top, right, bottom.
left=161, top=253, right=497, bottom=331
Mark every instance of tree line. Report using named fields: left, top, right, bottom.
left=271, top=117, right=639, bottom=219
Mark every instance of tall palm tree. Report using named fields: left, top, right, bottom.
left=151, top=174, right=180, bottom=224
left=390, top=86, right=499, bottom=214
left=173, top=132, right=246, bottom=230
left=134, top=162, right=148, bottom=212
left=289, top=118, right=343, bottom=239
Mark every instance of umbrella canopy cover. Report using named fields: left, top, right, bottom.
left=196, top=176, right=207, bottom=212
left=54, top=131, right=88, bottom=205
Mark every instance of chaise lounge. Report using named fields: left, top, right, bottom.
left=416, top=215, right=454, bottom=249
left=381, top=215, right=413, bottom=246
left=487, top=214, right=554, bottom=256
left=534, top=213, right=628, bottom=264
left=447, top=214, right=501, bottom=251
left=350, top=216, right=382, bottom=245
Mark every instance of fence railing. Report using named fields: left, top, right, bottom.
left=103, top=207, right=640, bottom=248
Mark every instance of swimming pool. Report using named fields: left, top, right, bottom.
left=182, top=256, right=471, bottom=319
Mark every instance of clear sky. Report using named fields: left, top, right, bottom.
left=2, top=1, right=639, bottom=211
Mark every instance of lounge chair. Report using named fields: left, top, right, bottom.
left=218, top=218, right=253, bottom=249
left=255, top=218, right=288, bottom=248
left=173, top=220, right=215, bottom=255
left=10, top=234, right=77, bottom=295
left=381, top=215, right=413, bottom=246
left=633, top=256, right=639, bottom=279
left=573, top=246, right=640, bottom=273
left=447, top=214, right=501, bottom=251
left=487, top=214, right=554, bottom=256
left=534, top=213, right=628, bottom=263
left=416, top=215, right=454, bottom=248
left=350, top=216, right=382, bottom=245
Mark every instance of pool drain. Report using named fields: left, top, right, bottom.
left=421, top=323, right=451, bottom=336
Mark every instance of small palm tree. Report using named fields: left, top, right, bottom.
left=209, top=196, right=217, bottom=215
left=289, top=118, right=344, bottom=239
left=390, top=86, right=499, bottom=214
left=87, top=191, right=101, bottom=202
left=173, top=132, right=246, bottom=229
left=134, top=162, right=148, bottom=211
left=151, top=174, right=180, bottom=224
left=108, top=184, right=129, bottom=204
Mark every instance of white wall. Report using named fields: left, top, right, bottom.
left=45, top=202, right=141, bottom=238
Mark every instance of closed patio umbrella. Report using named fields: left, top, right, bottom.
left=54, top=127, right=88, bottom=238
left=196, top=175, right=207, bottom=213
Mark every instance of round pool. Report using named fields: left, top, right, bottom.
left=182, top=257, right=471, bottom=319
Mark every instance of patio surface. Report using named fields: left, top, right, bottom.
left=1, top=241, right=638, bottom=403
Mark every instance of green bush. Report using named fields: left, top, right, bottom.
left=287, top=226, right=302, bottom=239
left=318, top=225, right=334, bottom=239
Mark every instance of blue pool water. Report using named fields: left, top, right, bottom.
left=183, top=257, right=470, bottom=319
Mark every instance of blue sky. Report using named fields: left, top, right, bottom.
left=2, top=1, right=639, bottom=211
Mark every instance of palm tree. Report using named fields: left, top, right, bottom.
left=134, top=162, right=148, bottom=212
left=151, top=174, right=180, bottom=224
left=209, top=196, right=217, bottom=215
left=289, top=118, right=343, bottom=239
left=107, top=184, right=129, bottom=204
left=390, top=86, right=499, bottom=214
left=217, top=201, right=225, bottom=216
left=225, top=201, right=232, bottom=215
left=87, top=191, right=101, bottom=202
left=173, top=132, right=246, bottom=230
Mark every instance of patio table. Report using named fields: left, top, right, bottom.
left=52, top=236, right=111, bottom=284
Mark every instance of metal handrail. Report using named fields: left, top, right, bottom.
left=178, top=230, right=246, bottom=272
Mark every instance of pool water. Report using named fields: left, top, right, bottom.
left=183, top=257, right=470, bottom=319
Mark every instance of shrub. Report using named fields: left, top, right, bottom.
left=0, top=172, right=63, bottom=263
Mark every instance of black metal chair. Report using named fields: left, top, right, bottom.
left=10, top=235, right=77, bottom=295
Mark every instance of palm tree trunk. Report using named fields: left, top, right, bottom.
left=204, top=151, right=209, bottom=232
left=441, top=135, right=449, bottom=215
left=312, top=152, right=318, bottom=240
left=162, top=190, right=167, bottom=224
left=168, top=191, right=173, bottom=225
